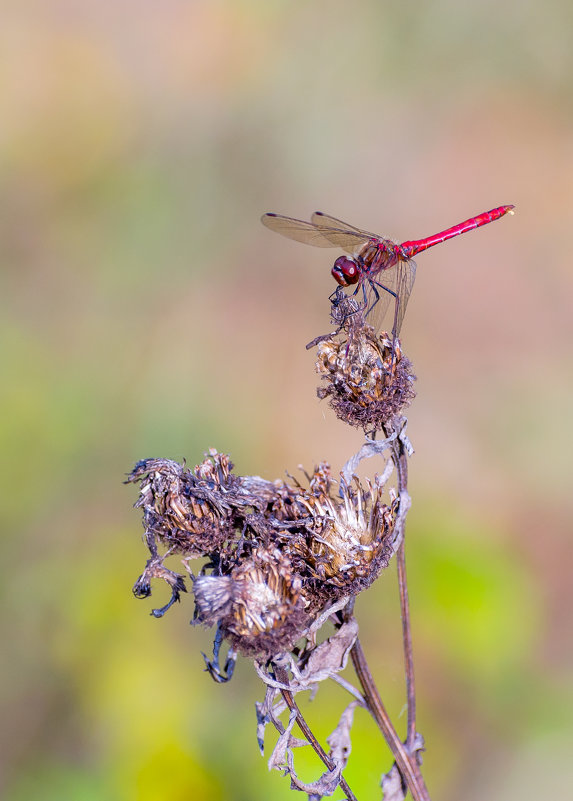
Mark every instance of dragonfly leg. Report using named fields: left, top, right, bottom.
left=367, top=278, right=401, bottom=375
left=365, top=278, right=397, bottom=319
left=328, top=285, right=362, bottom=328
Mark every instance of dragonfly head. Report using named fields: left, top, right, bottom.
left=332, top=256, right=360, bottom=287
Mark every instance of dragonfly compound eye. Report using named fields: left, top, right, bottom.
left=332, top=256, right=359, bottom=287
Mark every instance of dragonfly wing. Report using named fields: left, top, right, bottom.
left=309, top=211, right=378, bottom=252
left=393, top=258, right=417, bottom=337
left=362, top=258, right=416, bottom=337
left=261, top=213, right=370, bottom=252
left=311, top=211, right=379, bottom=238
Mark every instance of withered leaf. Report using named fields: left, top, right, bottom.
left=381, top=763, right=406, bottom=801
left=326, top=701, right=359, bottom=767
left=295, top=619, right=359, bottom=688
left=267, top=709, right=307, bottom=773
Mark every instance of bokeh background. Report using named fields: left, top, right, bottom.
left=3, top=1, right=572, bottom=799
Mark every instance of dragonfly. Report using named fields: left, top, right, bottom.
left=261, top=205, right=515, bottom=338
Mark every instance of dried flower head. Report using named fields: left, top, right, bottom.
left=298, top=474, right=398, bottom=597
left=193, top=547, right=309, bottom=658
left=127, top=450, right=399, bottom=656
left=311, top=292, right=416, bottom=431
left=128, top=453, right=238, bottom=557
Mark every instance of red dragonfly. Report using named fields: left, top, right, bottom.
left=261, top=205, right=515, bottom=337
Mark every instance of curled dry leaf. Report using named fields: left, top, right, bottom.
left=294, top=619, right=359, bottom=689
left=277, top=702, right=360, bottom=799
left=381, top=764, right=407, bottom=801
left=267, top=709, right=308, bottom=773
left=326, top=700, right=360, bottom=766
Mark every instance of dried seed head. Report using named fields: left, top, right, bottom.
left=293, top=470, right=397, bottom=602
left=128, top=450, right=399, bottom=656
left=312, top=310, right=416, bottom=432
left=127, top=453, right=238, bottom=557
left=193, top=548, right=309, bottom=658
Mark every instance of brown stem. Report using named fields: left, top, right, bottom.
left=397, top=541, right=416, bottom=746
left=274, top=665, right=358, bottom=801
left=347, top=417, right=428, bottom=798
left=351, top=638, right=430, bottom=801
left=384, top=418, right=417, bottom=747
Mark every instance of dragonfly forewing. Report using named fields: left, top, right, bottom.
left=310, top=212, right=379, bottom=238
left=261, top=213, right=371, bottom=253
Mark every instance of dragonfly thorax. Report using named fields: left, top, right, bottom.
left=359, top=240, right=400, bottom=275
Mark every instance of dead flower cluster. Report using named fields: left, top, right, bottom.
left=126, top=292, right=429, bottom=801
left=128, top=451, right=398, bottom=661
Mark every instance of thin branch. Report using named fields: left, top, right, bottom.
left=383, top=418, right=417, bottom=746
left=397, top=542, right=416, bottom=747
left=274, top=664, right=358, bottom=801
left=350, top=638, right=430, bottom=801
left=342, top=416, right=428, bottom=798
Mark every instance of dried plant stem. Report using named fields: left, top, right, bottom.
left=348, top=417, right=430, bottom=800
left=274, top=665, right=358, bottom=801
left=385, top=419, right=418, bottom=750
left=350, top=638, right=430, bottom=801
left=397, top=542, right=416, bottom=746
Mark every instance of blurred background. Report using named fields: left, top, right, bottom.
left=2, top=1, right=572, bottom=799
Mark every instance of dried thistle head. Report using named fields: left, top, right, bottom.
left=128, top=450, right=399, bottom=657
left=127, top=453, right=238, bottom=557
left=193, top=547, right=309, bottom=658
left=311, top=296, right=416, bottom=432
left=287, top=465, right=398, bottom=606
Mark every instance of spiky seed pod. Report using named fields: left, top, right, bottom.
left=127, top=453, right=239, bottom=557
left=313, top=321, right=416, bottom=431
left=193, top=548, right=309, bottom=658
left=129, top=452, right=399, bottom=650
left=291, top=470, right=398, bottom=604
